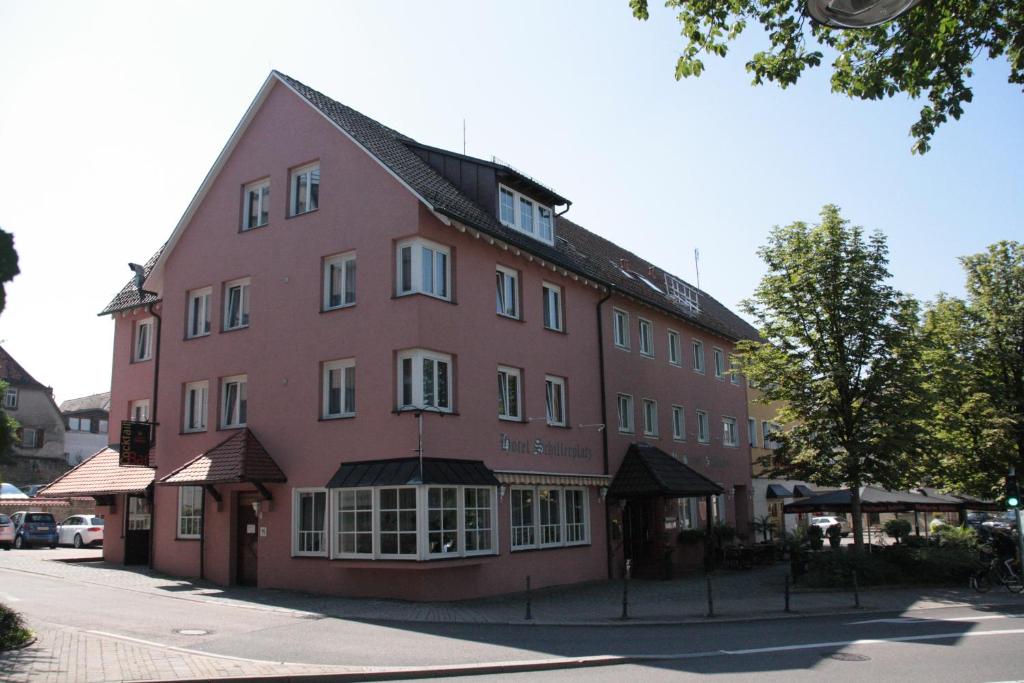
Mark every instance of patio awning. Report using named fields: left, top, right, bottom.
left=36, top=448, right=154, bottom=498
left=326, top=457, right=499, bottom=488
left=494, top=470, right=611, bottom=488
left=917, top=487, right=1003, bottom=512
left=159, top=429, right=286, bottom=492
left=766, top=484, right=794, bottom=499
left=607, top=443, right=724, bottom=500
left=783, top=485, right=963, bottom=514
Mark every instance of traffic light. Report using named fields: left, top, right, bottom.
left=1006, top=472, right=1021, bottom=509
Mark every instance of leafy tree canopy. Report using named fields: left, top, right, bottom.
left=629, top=0, right=1023, bottom=153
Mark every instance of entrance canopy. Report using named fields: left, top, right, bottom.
left=766, top=484, right=794, bottom=499
left=326, top=457, right=499, bottom=488
left=36, top=448, right=154, bottom=498
left=159, top=429, right=286, bottom=499
left=783, top=485, right=967, bottom=514
left=607, top=443, right=723, bottom=500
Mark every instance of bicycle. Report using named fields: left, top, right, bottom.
left=970, top=544, right=1024, bottom=594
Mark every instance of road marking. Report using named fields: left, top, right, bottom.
left=848, top=614, right=1024, bottom=625
left=86, top=630, right=307, bottom=665
left=720, top=628, right=1024, bottom=656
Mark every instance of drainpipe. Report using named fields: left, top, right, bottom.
left=596, top=286, right=613, bottom=578
left=199, top=488, right=206, bottom=580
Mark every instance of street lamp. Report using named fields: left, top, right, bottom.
left=806, top=0, right=921, bottom=28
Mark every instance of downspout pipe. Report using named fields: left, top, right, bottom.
left=596, top=285, right=613, bottom=579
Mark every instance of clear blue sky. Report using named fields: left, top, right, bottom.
left=1, top=1, right=1021, bottom=402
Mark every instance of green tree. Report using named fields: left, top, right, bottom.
left=628, top=1, right=1024, bottom=154
left=739, top=204, right=927, bottom=551
left=0, top=227, right=19, bottom=469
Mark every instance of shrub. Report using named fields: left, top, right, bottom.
left=884, top=518, right=912, bottom=544
left=802, top=543, right=977, bottom=588
left=806, top=524, right=824, bottom=550
left=935, top=524, right=978, bottom=550
left=0, top=602, right=32, bottom=650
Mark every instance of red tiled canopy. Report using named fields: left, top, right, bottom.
left=158, top=429, right=286, bottom=486
left=37, top=448, right=155, bottom=497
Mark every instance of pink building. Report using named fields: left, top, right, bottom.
left=46, top=72, right=757, bottom=599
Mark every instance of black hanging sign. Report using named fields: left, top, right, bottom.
left=119, top=421, right=152, bottom=467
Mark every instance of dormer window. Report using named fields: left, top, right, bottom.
left=498, top=184, right=553, bottom=244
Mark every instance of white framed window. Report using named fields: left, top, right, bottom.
left=396, top=238, right=450, bottom=300
left=714, top=348, right=725, bottom=379
left=696, top=409, right=710, bottom=443
left=20, top=428, right=40, bottom=448
left=511, top=485, right=588, bottom=550
left=542, top=283, right=563, bottom=331
left=642, top=398, right=658, bottom=437
left=186, top=288, right=211, bottom=339
left=221, top=375, right=247, bottom=428
left=131, top=399, right=150, bottom=423
left=293, top=488, right=327, bottom=556
left=463, top=487, right=494, bottom=554
left=668, top=330, right=681, bottom=366
left=545, top=375, right=567, bottom=427
left=398, top=349, right=452, bottom=412
left=730, top=355, right=740, bottom=384
left=183, top=381, right=208, bottom=433
left=134, top=318, right=154, bottom=362
left=223, top=278, right=251, bottom=331
left=427, top=486, right=459, bottom=556
left=692, top=340, right=705, bottom=373
left=495, top=265, right=519, bottom=318
left=380, top=487, right=419, bottom=557
left=672, top=405, right=686, bottom=441
left=3, top=387, right=17, bottom=409
left=638, top=319, right=653, bottom=357
left=613, top=309, right=629, bottom=349
left=335, top=488, right=373, bottom=557
left=290, top=162, right=319, bottom=216
left=763, top=421, right=782, bottom=449
left=243, top=179, right=270, bottom=230
left=322, top=359, right=356, bottom=418
left=323, top=252, right=356, bottom=310
left=68, top=417, right=81, bottom=431
left=177, top=486, right=203, bottom=539
left=711, top=493, right=726, bottom=523
left=617, top=393, right=634, bottom=433
left=723, top=416, right=738, bottom=447
left=497, top=184, right=554, bottom=244
left=749, top=417, right=758, bottom=447
left=498, top=366, right=522, bottom=421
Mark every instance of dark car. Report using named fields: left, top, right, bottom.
left=10, top=511, right=59, bottom=549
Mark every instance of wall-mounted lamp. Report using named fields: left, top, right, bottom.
left=599, top=486, right=609, bottom=502
left=251, top=501, right=260, bottom=515
left=499, top=485, right=507, bottom=500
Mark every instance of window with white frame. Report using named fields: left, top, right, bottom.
left=323, top=252, right=356, bottom=310
left=511, top=485, right=588, bottom=550
left=183, top=381, right=208, bottom=433
left=545, top=375, right=566, bottom=427
left=223, top=278, right=251, bottom=330
left=464, top=487, right=494, bottom=553
left=642, top=398, right=658, bottom=437
left=497, top=184, right=554, bottom=244
left=221, top=375, right=247, bottom=428
left=696, top=409, right=710, bottom=443
left=427, top=487, right=459, bottom=555
left=711, top=493, right=726, bottom=523
left=20, top=428, right=40, bottom=448
left=763, top=421, right=782, bottom=449
left=68, top=417, right=80, bottom=431
left=380, top=487, right=418, bottom=557
left=293, top=489, right=327, bottom=556
left=542, top=283, right=563, bottom=331
left=497, top=366, right=521, bottom=421
left=668, top=331, right=681, bottom=366
left=613, top=309, right=629, bottom=349
left=692, top=340, right=705, bottom=373
left=722, top=417, right=738, bottom=447
left=638, top=319, right=653, bottom=357
left=672, top=405, right=685, bottom=441
left=617, top=393, right=634, bottom=433
left=3, top=387, right=17, bottom=409
left=131, top=399, right=150, bottom=423
left=398, top=349, right=452, bottom=412
left=495, top=265, right=519, bottom=318
left=186, top=288, right=211, bottom=338
left=748, top=417, right=758, bottom=447
left=335, top=488, right=373, bottom=556
left=322, top=359, right=355, bottom=418
left=243, top=179, right=270, bottom=230
left=729, top=355, right=740, bottom=384
left=133, top=318, right=154, bottom=362
left=177, top=486, right=203, bottom=539
left=396, top=238, right=450, bottom=300
left=290, top=162, right=319, bottom=216
left=714, top=348, right=725, bottom=379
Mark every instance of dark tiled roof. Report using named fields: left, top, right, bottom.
left=59, top=392, right=111, bottom=414
left=99, top=245, right=164, bottom=315
left=607, top=443, right=724, bottom=499
left=159, top=429, right=287, bottom=485
left=37, top=448, right=154, bottom=497
left=326, top=457, right=499, bottom=488
left=0, top=345, right=45, bottom=388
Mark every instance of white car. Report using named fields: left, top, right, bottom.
left=809, top=515, right=851, bottom=537
left=57, top=515, right=105, bottom=548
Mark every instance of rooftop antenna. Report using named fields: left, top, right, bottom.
left=694, top=249, right=701, bottom=291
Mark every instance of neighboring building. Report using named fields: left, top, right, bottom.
left=60, top=392, right=111, bottom=465
left=59, top=72, right=756, bottom=599
left=0, top=346, right=67, bottom=488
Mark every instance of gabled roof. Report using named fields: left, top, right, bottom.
left=59, top=392, right=111, bottom=414
left=158, top=429, right=286, bottom=486
left=0, top=345, right=45, bottom=388
left=326, top=457, right=499, bottom=489
left=99, top=245, right=164, bottom=315
left=607, top=443, right=724, bottom=499
left=37, top=448, right=154, bottom=497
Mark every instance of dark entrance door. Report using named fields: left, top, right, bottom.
left=235, top=494, right=259, bottom=586
left=623, top=498, right=660, bottom=576
left=124, top=494, right=151, bottom=565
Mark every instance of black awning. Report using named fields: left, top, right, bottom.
left=766, top=484, right=794, bottom=499
left=793, top=484, right=817, bottom=497
left=326, top=457, right=499, bottom=489
left=607, top=443, right=724, bottom=500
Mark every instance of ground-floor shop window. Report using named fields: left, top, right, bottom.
left=177, top=486, right=203, bottom=539
left=293, top=489, right=328, bottom=556
left=511, top=486, right=589, bottom=551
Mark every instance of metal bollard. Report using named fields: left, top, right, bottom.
left=852, top=569, right=861, bottom=608
left=785, top=573, right=791, bottom=613
left=621, top=559, right=631, bottom=620
left=525, top=575, right=533, bottom=620
left=705, top=573, right=714, bottom=618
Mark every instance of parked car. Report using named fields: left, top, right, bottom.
left=0, top=514, right=14, bottom=549
left=0, top=482, right=28, bottom=499
left=809, top=515, right=851, bottom=537
left=57, top=515, right=104, bottom=548
left=10, top=511, right=58, bottom=549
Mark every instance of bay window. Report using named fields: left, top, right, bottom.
left=511, top=486, right=589, bottom=550
left=398, top=349, right=452, bottom=412
left=336, top=488, right=373, bottom=556
left=379, top=487, right=418, bottom=557
left=396, top=238, right=450, bottom=300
